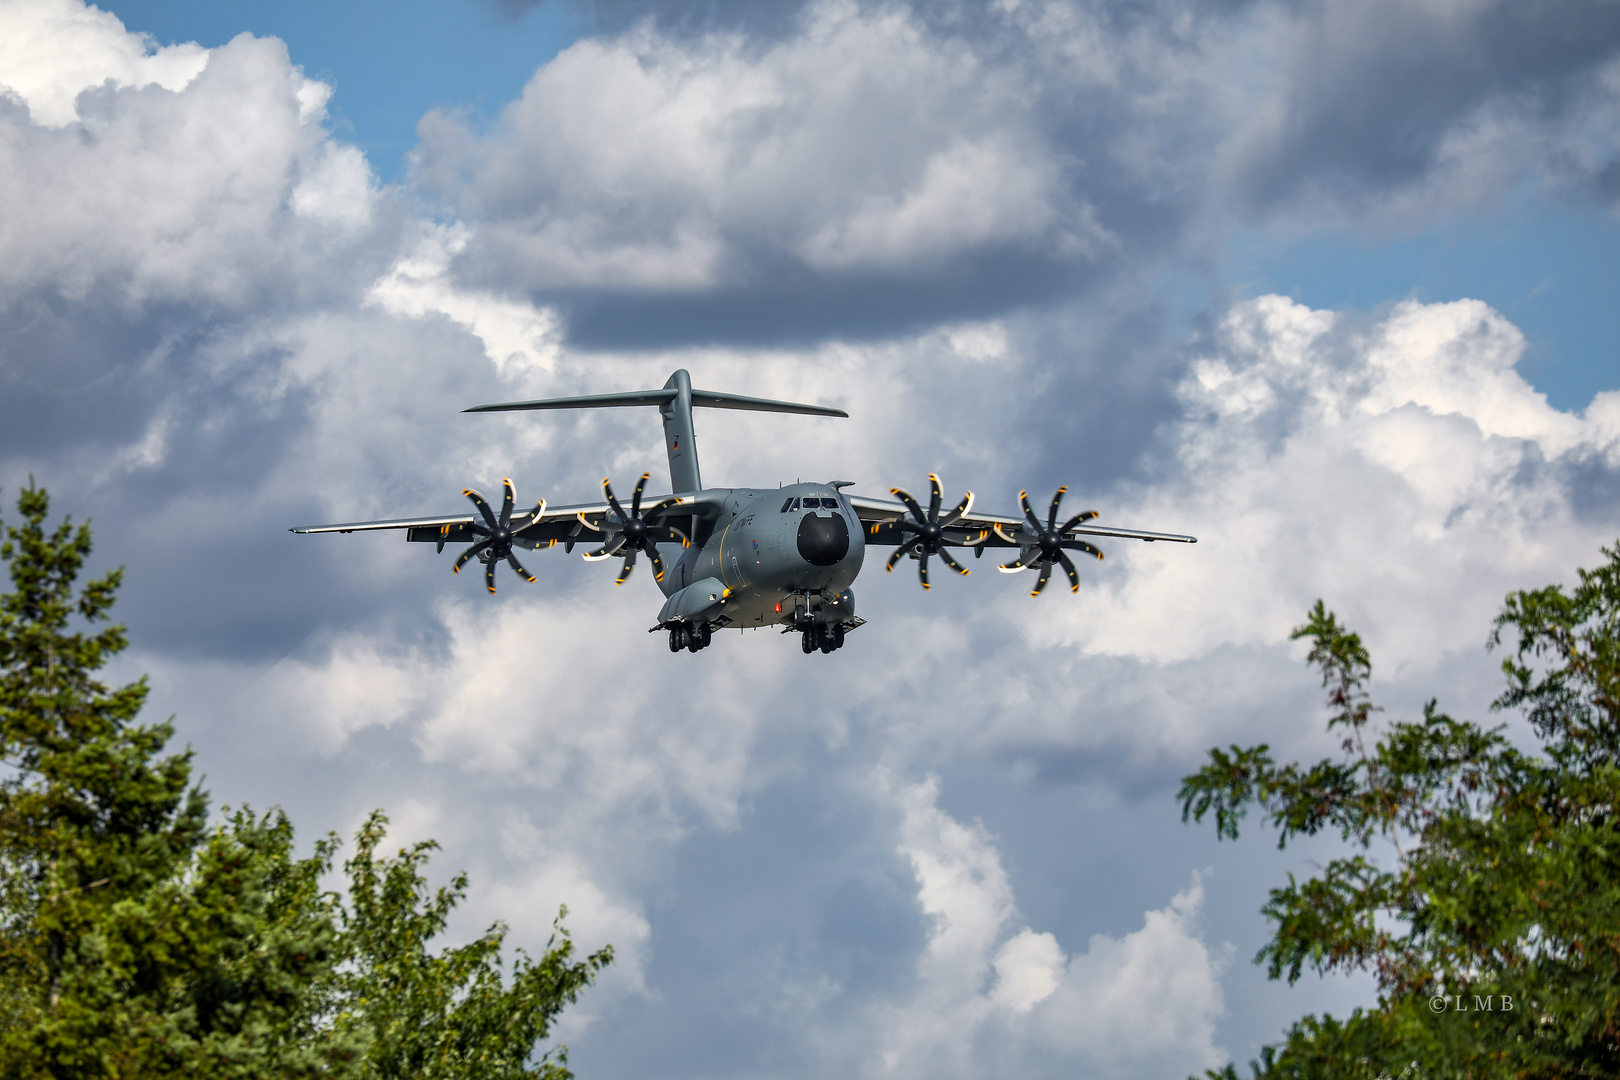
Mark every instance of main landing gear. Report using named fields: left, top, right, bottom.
left=801, top=623, right=846, bottom=655
left=668, top=621, right=713, bottom=653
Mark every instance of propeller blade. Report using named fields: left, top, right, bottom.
left=644, top=496, right=682, bottom=517
left=1059, top=509, right=1099, bottom=533
left=939, top=492, right=974, bottom=527
left=928, top=473, right=943, bottom=519
left=513, top=499, right=548, bottom=533
left=890, top=488, right=928, bottom=528
left=663, top=525, right=691, bottom=548
left=642, top=538, right=666, bottom=582
left=938, top=546, right=970, bottom=576
left=998, top=547, right=1041, bottom=573
left=886, top=537, right=921, bottom=572
left=1062, top=539, right=1104, bottom=560
left=1020, top=491, right=1043, bottom=534
left=615, top=549, right=637, bottom=586
left=631, top=472, right=650, bottom=517
left=465, top=488, right=500, bottom=531
left=506, top=550, right=537, bottom=583
left=1047, top=486, right=1067, bottom=531
left=1030, top=560, right=1053, bottom=597
left=1057, top=550, right=1080, bottom=594
left=962, top=528, right=992, bottom=547
left=453, top=538, right=494, bottom=574
left=485, top=557, right=498, bottom=595
left=500, top=478, right=515, bottom=527
left=602, top=477, right=628, bottom=527
left=917, top=551, right=931, bottom=590
left=604, top=533, right=630, bottom=557
left=581, top=547, right=616, bottom=562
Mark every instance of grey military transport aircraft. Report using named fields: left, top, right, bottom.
left=292, top=370, right=1195, bottom=655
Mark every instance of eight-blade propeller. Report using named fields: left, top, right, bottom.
left=997, top=486, right=1103, bottom=596
left=581, top=473, right=687, bottom=585
left=885, top=474, right=975, bottom=590
left=452, top=479, right=543, bottom=594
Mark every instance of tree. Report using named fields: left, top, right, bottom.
left=0, top=482, right=362, bottom=1077
left=0, top=483, right=611, bottom=1078
left=332, top=812, right=612, bottom=1080
left=1180, top=544, right=1620, bottom=1079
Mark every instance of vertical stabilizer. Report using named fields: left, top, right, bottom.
left=661, top=369, right=701, bottom=493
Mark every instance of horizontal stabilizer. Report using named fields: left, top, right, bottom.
left=465, top=387, right=846, bottom=418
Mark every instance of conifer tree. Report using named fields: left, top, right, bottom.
left=0, top=482, right=359, bottom=1076
left=0, top=484, right=612, bottom=1078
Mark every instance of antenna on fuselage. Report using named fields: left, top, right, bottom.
left=463, top=369, right=848, bottom=494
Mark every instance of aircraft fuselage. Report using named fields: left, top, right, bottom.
left=654, top=482, right=865, bottom=636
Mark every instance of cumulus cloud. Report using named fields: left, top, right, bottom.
left=413, top=2, right=1099, bottom=301
left=0, top=26, right=382, bottom=311
left=1040, top=295, right=1620, bottom=676
left=0, top=0, right=207, bottom=127
left=872, top=774, right=1229, bottom=1078
left=409, top=0, right=1620, bottom=350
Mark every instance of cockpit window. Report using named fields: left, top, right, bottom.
left=781, top=497, right=796, bottom=512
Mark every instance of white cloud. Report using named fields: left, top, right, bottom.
left=1034, top=294, right=1620, bottom=673
left=871, top=773, right=1229, bottom=1079
left=0, top=18, right=380, bottom=310
left=412, top=1, right=1099, bottom=289
left=0, top=0, right=208, bottom=127
left=367, top=223, right=563, bottom=377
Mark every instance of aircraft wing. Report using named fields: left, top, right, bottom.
left=846, top=493, right=1197, bottom=548
left=291, top=491, right=719, bottom=550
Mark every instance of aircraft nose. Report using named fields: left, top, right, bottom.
left=797, top=512, right=850, bottom=566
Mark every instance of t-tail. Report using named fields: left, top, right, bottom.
left=464, top=369, right=847, bottom=493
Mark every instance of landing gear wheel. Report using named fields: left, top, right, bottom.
left=832, top=624, right=845, bottom=650
left=669, top=625, right=688, bottom=652
left=687, top=623, right=704, bottom=652
left=801, top=631, right=815, bottom=654
left=698, top=622, right=712, bottom=648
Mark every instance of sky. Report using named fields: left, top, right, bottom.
left=2, top=0, right=1620, bottom=1077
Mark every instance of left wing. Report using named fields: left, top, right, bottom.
left=848, top=492, right=1197, bottom=548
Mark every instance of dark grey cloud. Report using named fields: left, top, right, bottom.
left=1224, top=0, right=1620, bottom=217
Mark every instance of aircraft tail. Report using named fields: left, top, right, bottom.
left=464, top=369, right=847, bottom=493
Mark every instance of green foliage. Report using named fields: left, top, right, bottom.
left=0, top=485, right=612, bottom=1078
left=1180, top=546, right=1620, bottom=1080
left=333, top=812, right=612, bottom=1080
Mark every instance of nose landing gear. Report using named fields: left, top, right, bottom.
left=668, top=621, right=714, bottom=653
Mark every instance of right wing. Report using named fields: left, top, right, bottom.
left=291, top=492, right=722, bottom=550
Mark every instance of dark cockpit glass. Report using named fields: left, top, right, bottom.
left=781, top=497, right=796, bottom=512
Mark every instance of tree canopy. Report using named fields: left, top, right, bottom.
left=0, top=483, right=611, bottom=1079
left=1181, top=544, right=1620, bottom=1079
